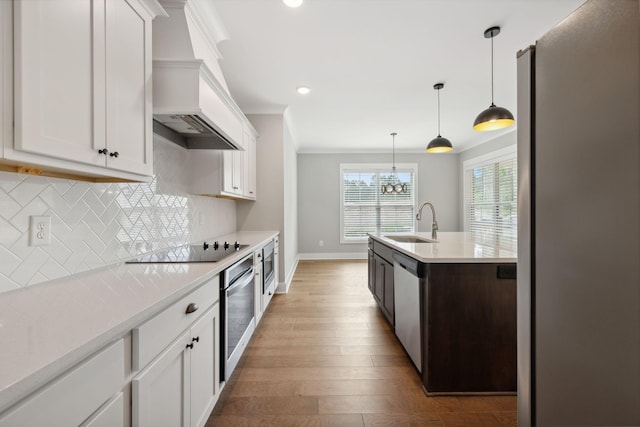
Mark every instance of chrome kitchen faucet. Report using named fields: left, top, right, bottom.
left=416, top=202, right=438, bottom=240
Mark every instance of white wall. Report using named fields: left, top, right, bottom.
left=0, top=135, right=236, bottom=293
left=297, top=152, right=459, bottom=257
left=282, top=114, right=298, bottom=289
left=237, top=114, right=298, bottom=292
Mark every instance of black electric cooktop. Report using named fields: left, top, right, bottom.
left=126, top=241, right=249, bottom=264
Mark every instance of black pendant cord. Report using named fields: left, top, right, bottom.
left=490, top=33, right=495, bottom=106
left=391, top=132, right=397, bottom=180
left=392, top=133, right=395, bottom=169
left=437, top=87, right=441, bottom=137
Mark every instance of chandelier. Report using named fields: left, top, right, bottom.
left=381, top=132, right=407, bottom=194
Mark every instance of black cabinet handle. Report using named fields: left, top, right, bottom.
left=109, top=151, right=119, bottom=158
left=192, top=336, right=200, bottom=343
left=98, top=148, right=108, bottom=155
left=186, top=343, right=194, bottom=349
left=185, top=303, right=199, bottom=314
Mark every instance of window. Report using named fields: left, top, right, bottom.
left=464, top=146, right=517, bottom=245
left=340, top=164, right=417, bottom=243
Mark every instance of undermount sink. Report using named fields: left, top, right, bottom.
left=384, top=235, right=438, bottom=244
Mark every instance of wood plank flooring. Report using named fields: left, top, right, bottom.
left=206, top=260, right=517, bottom=426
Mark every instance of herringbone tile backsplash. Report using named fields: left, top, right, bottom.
left=0, top=136, right=236, bottom=293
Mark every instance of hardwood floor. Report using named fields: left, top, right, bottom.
left=206, top=260, right=517, bottom=426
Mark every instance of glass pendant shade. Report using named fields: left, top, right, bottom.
left=474, top=27, right=515, bottom=132
left=426, top=83, right=453, bottom=153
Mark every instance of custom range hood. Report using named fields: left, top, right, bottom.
left=152, top=0, right=245, bottom=150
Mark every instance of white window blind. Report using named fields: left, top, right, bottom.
left=340, top=164, right=417, bottom=243
left=464, top=149, right=517, bottom=245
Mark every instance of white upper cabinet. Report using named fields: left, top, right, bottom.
left=1, top=0, right=165, bottom=181
left=222, top=150, right=244, bottom=196
left=244, top=128, right=257, bottom=200
left=189, top=121, right=258, bottom=200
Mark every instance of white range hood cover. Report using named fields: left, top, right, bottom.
left=152, top=0, right=245, bottom=150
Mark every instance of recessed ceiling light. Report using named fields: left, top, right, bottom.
left=283, top=0, right=303, bottom=8
left=297, top=86, right=310, bottom=95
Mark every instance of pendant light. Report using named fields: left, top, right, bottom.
left=473, top=26, right=515, bottom=131
left=381, top=132, right=407, bottom=194
left=426, top=83, right=453, bottom=153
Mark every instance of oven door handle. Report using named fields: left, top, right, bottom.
left=226, top=267, right=255, bottom=293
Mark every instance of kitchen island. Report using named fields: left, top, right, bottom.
left=368, top=232, right=517, bottom=395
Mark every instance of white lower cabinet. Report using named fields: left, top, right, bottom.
left=133, top=302, right=220, bottom=427
left=262, top=278, right=276, bottom=313
left=0, top=339, right=125, bottom=427
left=254, top=249, right=263, bottom=325
left=81, top=392, right=125, bottom=427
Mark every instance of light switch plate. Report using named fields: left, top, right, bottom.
left=29, top=216, right=51, bottom=246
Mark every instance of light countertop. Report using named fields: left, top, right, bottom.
left=0, top=230, right=278, bottom=414
left=369, top=232, right=517, bottom=263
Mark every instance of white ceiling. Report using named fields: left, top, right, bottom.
left=211, top=0, right=586, bottom=153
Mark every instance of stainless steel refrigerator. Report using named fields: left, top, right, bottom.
left=517, top=0, right=640, bottom=425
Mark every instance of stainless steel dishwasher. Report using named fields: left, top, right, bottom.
left=393, top=251, right=425, bottom=372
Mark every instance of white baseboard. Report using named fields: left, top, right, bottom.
left=298, top=252, right=367, bottom=260
left=275, top=255, right=299, bottom=294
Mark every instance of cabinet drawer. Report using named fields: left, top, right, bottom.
left=0, top=339, right=124, bottom=427
left=133, top=275, right=219, bottom=370
left=262, top=278, right=276, bottom=312
left=373, top=240, right=394, bottom=264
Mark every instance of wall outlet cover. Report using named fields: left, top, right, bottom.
left=29, top=216, right=51, bottom=247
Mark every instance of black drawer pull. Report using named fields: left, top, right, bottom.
left=185, top=303, right=199, bottom=314
left=192, top=336, right=200, bottom=343
left=186, top=343, right=194, bottom=349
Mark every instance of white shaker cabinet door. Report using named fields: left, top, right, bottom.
left=133, top=332, right=191, bottom=427
left=13, top=0, right=105, bottom=166
left=222, top=150, right=244, bottom=195
left=105, top=0, right=153, bottom=176
left=222, top=150, right=235, bottom=194
left=81, top=392, right=125, bottom=427
left=245, top=130, right=257, bottom=199
left=189, top=304, right=219, bottom=427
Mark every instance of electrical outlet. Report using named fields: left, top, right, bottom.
left=319, top=240, right=324, bottom=247
left=29, top=216, right=51, bottom=246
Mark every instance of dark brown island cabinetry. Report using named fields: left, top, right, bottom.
left=423, top=263, right=517, bottom=394
left=367, top=238, right=394, bottom=326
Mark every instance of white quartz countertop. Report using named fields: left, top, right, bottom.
left=0, top=230, right=278, bottom=414
left=369, top=232, right=517, bottom=263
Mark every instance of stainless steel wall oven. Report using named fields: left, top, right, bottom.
left=220, top=252, right=255, bottom=381
left=262, top=240, right=275, bottom=293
